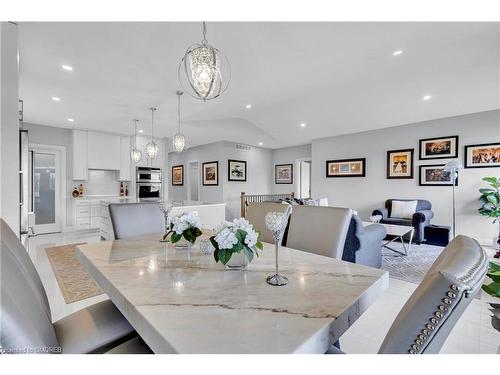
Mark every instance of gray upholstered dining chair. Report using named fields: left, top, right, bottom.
left=108, top=202, right=164, bottom=240
left=327, top=235, right=488, bottom=354
left=246, top=202, right=290, bottom=244
left=286, top=206, right=353, bottom=259
left=0, top=218, right=151, bottom=354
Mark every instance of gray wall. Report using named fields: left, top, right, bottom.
left=168, top=141, right=273, bottom=220
left=312, top=109, right=500, bottom=245
left=272, top=144, right=312, bottom=195
left=0, top=22, right=20, bottom=234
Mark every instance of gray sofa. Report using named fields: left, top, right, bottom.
left=372, top=199, right=434, bottom=244
left=342, top=215, right=387, bottom=269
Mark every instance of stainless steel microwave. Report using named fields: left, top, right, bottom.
left=136, top=167, right=162, bottom=183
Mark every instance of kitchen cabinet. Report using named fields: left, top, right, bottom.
left=72, top=129, right=88, bottom=180
left=74, top=199, right=105, bottom=231
left=87, top=131, right=121, bottom=170
left=119, top=136, right=131, bottom=181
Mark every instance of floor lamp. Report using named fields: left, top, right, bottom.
left=443, top=160, right=463, bottom=238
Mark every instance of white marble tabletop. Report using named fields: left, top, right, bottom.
left=76, top=234, right=388, bottom=353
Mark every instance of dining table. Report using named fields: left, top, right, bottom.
left=76, top=233, right=389, bottom=353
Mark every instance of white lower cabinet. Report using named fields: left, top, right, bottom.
left=73, top=199, right=101, bottom=231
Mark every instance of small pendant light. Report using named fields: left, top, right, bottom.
left=130, top=119, right=142, bottom=163
left=146, top=107, right=160, bottom=160
left=172, top=90, right=187, bottom=153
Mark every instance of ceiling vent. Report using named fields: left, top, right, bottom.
left=235, top=144, right=252, bottom=151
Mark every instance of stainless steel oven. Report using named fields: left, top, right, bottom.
left=136, top=167, right=162, bottom=183
left=136, top=183, right=162, bottom=201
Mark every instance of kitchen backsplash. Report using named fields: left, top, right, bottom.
left=76, top=170, right=120, bottom=196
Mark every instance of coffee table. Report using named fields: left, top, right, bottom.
left=363, top=221, right=414, bottom=256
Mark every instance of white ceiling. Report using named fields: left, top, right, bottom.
left=18, top=22, right=500, bottom=149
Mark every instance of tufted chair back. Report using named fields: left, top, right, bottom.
left=1, top=219, right=60, bottom=353
left=384, top=199, right=431, bottom=216
left=378, top=235, right=488, bottom=354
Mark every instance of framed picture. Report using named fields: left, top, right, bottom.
left=171, top=165, right=183, bottom=186
left=419, top=164, right=458, bottom=186
left=419, top=135, right=458, bottom=160
left=326, top=158, right=366, bottom=177
left=275, top=164, right=293, bottom=184
left=387, top=149, right=414, bottom=179
left=228, top=159, right=247, bottom=182
left=202, top=161, right=219, bottom=186
left=464, top=142, right=500, bottom=168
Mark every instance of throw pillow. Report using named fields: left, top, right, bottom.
left=390, top=200, right=418, bottom=219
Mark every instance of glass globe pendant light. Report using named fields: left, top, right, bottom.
left=172, top=90, right=187, bottom=153
left=130, top=119, right=142, bottom=163
left=178, top=22, right=231, bottom=101
left=146, top=107, right=160, bottom=160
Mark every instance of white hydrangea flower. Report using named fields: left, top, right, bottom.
left=233, top=217, right=253, bottom=232
left=214, top=227, right=238, bottom=250
left=244, top=228, right=258, bottom=248
left=171, top=211, right=202, bottom=234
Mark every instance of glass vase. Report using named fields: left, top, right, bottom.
left=225, top=250, right=249, bottom=270
left=174, top=237, right=193, bottom=250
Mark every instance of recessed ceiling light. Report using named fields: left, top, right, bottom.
left=62, top=64, right=73, bottom=71
left=245, top=104, right=252, bottom=109
left=51, top=96, right=61, bottom=102
left=393, top=50, right=403, bottom=56
left=258, top=142, right=263, bottom=146
left=422, top=95, right=432, bottom=101
left=67, top=118, right=74, bottom=122
left=138, top=129, right=144, bottom=133
left=300, top=122, right=306, bottom=128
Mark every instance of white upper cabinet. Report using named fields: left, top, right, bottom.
left=119, top=136, right=132, bottom=181
left=87, top=131, right=121, bottom=170
left=72, top=129, right=88, bottom=180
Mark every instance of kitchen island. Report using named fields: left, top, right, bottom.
left=99, top=199, right=226, bottom=240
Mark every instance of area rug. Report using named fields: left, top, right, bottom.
left=381, top=242, right=444, bottom=284
left=45, top=243, right=103, bottom=304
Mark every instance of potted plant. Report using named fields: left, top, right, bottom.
left=162, top=211, right=203, bottom=249
left=210, top=218, right=263, bottom=270
left=478, top=176, right=500, bottom=258
left=482, top=261, right=500, bottom=332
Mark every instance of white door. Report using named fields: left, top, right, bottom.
left=299, top=160, right=311, bottom=199
left=187, top=161, right=200, bottom=202
left=31, top=147, right=62, bottom=234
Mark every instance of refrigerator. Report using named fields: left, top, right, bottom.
left=19, top=100, right=35, bottom=246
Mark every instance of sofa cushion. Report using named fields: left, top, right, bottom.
left=382, top=217, right=412, bottom=226
left=390, top=200, right=418, bottom=219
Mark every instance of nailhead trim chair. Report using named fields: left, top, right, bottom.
left=326, top=235, right=488, bottom=354
left=108, top=202, right=164, bottom=240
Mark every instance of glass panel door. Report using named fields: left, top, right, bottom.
left=32, top=148, right=61, bottom=234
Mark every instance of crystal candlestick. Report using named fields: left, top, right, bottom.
left=159, top=201, right=173, bottom=242
left=265, top=204, right=292, bottom=286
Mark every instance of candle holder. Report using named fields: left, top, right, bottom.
left=265, top=204, right=292, bottom=286
left=159, top=201, right=173, bottom=242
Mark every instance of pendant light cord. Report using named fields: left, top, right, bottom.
left=150, top=107, right=156, bottom=141
left=202, top=21, right=208, bottom=45
left=133, top=119, right=138, bottom=147
left=177, top=94, right=181, bottom=133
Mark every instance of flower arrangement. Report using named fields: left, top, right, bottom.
left=162, top=211, right=203, bottom=245
left=210, top=218, right=263, bottom=266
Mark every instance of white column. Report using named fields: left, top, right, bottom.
left=0, top=22, right=19, bottom=235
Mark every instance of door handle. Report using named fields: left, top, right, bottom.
left=19, top=171, right=23, bottom=206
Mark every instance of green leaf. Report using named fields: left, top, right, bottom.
left=183, top=229, right=195, bottom=244
left=255, top=241, right=263, bottom=250
left=213, top=249, right=219, bottom=263
left=243, top=246, right=254, bottom=263
left=193, top=227, right=203, bottom=238
left=486, top=194, right=498, bottom=206
left=171, top=233, right=182, bottom=243
left=479, top=188, right=495, bottom=194
left=235, top=229, right=247, bottom=243
left=218, top=250, right=232, bottom=265
left=482, top=282, right=500, bottom=298
left=210, top=236, right=219, bottom=250
left=488, top=262, right=500, bottom=272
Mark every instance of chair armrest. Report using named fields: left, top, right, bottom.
left=372, top=207, right=388, bottom=220
left=413, top=209, right=434, bottom=224
left=362, top=224, right=387, bottom=242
